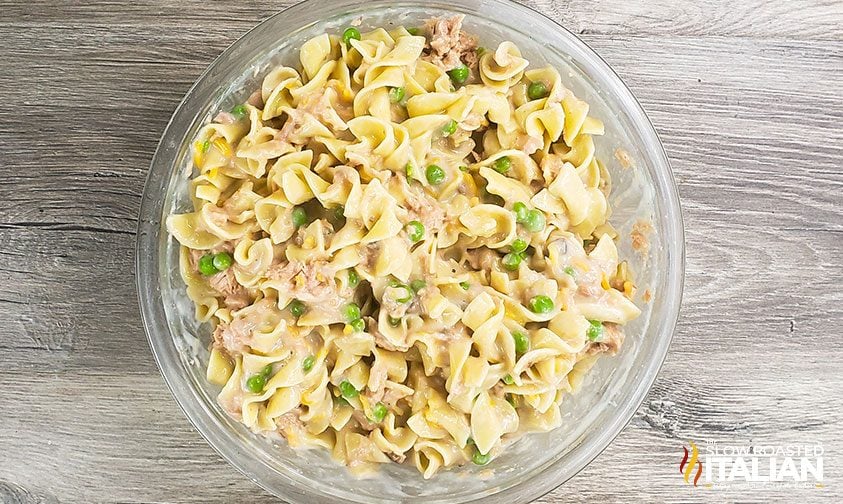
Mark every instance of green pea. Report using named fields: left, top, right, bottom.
left=564, top=266, right=576, bottom=277
left=527, top=81, right=549, bottom=100
left=426, top=164, right=445, bottom=185
left=198, top=254, right=218, bottom=276
left=259, top=364, right=274, bottom=378
left=502, top=374, right=515, bottom=385
left=388, top=316, right=402, bottom=327
left=342, top=27, right=361, bottom=47
left=448, top=64, right=469, bottom=84
left=523, top=209, right=546, bottom=233
left=472, top=449, right=491, bottom=465
left=587, top=320, right=604, bottom=341
left=406, top=220, right=425, bottom=243
left=245, top=374, right=266, bottom=393
left=442, top=119, right=458, bottom=136
left=512, top=202, right=529, bottom=223
left=302, top=355, right=315, bottom=372
left=491, top=156, right=511, bottom=174
left=501, top=253, right=522, bottom=271
left=350, top=318, right=366, bottom=332
left=212, top=252, right=233, bottom=271
left=389, top=86, right=405, bottom=103
left=512, top=331, right=530, bottom=354
left=369, top=402, right=388, bottom=422
left=405, top=163, right=414, bottom=179
left=288, top=299, right=306, bottom=318
left=510, top=238, right=528, bottom=254
left=230, top=104, right=248, bottom=119
left=395, top=286, right=413, bottom=304
left=347, top=268, right=359, bottom=288
left=459, top=281, right=470, bottom=290
left=200, top=139, right=211, bottom=153
left=528, top=295, right=554, bottom=314
left=339, top=379, right=359, bottom=399
left=343, top=303, right=361, bottom=323
left=410, top=279, right=427, bottom=293
left=407, top=27, right=420, bottom=36
left=291, top=206, right=307, bottom=227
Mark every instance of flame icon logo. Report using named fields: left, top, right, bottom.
left=679, top=441, right=703, bottom=486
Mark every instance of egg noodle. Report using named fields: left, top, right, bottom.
left=167, top=16, right=641, bottom=478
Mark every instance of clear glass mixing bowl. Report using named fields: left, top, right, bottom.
left=136, top=0, right=685, bottom=502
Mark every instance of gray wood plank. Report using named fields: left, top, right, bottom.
left=2, top=0, right=842, bottom=39
left=532, top=0, right=843, bottom=39
left=0, top=0, right=841, bottom=502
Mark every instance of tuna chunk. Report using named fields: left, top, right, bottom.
left=423, top=15, right=478, bottom=71
left=247, top=89, right=263, bottom=108
left=587, top=322, right=625, bottom=355
left=213, top=111, right=237, bottom=124
left=276, top=407, right=306, bottom=436
left=212, top=298, right=279, bottom=355
left=276, top=87, right=351, bottom=145
left=267, top=259, right=342, bottom=304
left=208, top=268, right=250, bottom=310
left=189, top=246, right=250, bottom=309
left=266, top=260, right=301, bottom=283
left=464, top=247, right=499, bottom=271
left=213, top=316, right=249, bottom=355
left=402, top=185, right=446, bottom=232
left=212, top=322, right=229, bottom=352
left=352, top=410, right=379, bottom=432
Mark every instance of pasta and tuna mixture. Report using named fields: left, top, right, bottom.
left=167, top=16, right=641, bottom=478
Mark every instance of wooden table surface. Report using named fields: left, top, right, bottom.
left=1, top=1, right=841, bottom=502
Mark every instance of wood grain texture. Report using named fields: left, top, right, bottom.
left=0, top=0, right=841, bottom=503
